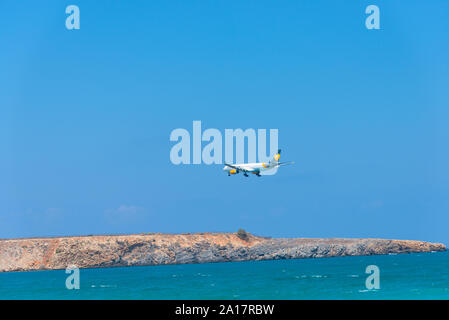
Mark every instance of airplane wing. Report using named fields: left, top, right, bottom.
left=224, top=163, right=240, bottom=170
left=275, top=161, right=294, bottom=167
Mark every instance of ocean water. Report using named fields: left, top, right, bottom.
left=1, top=251, right=448, bottom=299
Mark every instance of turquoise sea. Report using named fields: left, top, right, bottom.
left=1, top=251, right=448, bottom=299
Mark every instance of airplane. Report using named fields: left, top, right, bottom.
left=223, top=149, right=294, bottom=177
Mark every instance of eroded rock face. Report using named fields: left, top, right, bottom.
left=0, top=233, right=445, bottom=272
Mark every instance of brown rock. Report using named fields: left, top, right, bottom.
left=0, top=233, right=445, bottom=272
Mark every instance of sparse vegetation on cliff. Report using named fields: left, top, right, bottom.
left=236, top=229, right=249, bottom=241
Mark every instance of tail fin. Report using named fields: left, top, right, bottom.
left=269, top=149, right=281, bottom=165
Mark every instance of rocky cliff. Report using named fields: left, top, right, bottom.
left=0, top=233, right=446, bottom=272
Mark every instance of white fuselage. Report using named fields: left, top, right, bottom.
left=223, top=162, right=275, bottom=174
left=223, top=149, right=286, bottom=176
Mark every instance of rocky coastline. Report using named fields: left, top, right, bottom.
left=0, top=232, right=446, bottom=272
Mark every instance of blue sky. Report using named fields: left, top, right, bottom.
left=1, top=1, right=448, bottom=243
